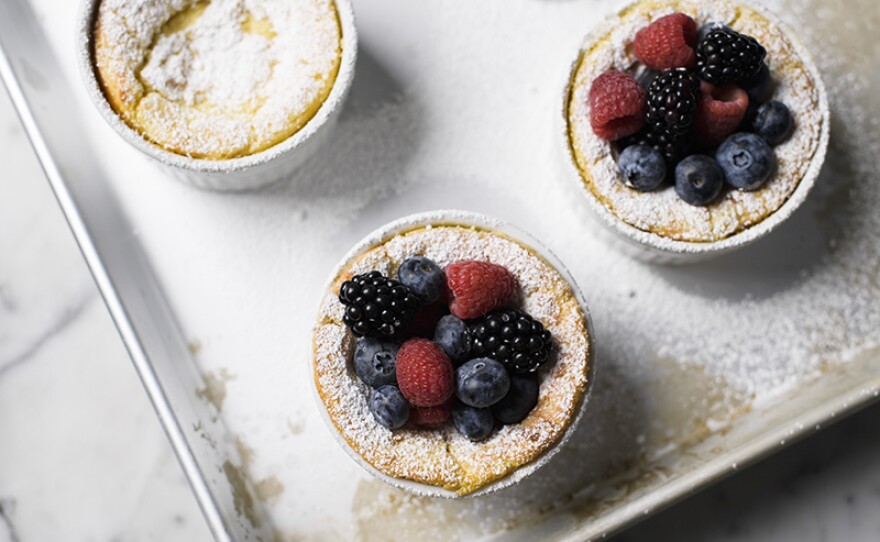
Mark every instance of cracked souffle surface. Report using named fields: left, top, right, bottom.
left=92, top=0, right=342, bottom=159
left=566, top=0, right=823, bottom=243
left=312, top=225, right=591, bottom=495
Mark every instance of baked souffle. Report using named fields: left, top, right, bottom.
left=312, top=220, right=592, bottom=496
left=92, top=0, right=342, bottom=159
left=565, top=0, right=827, bottom=243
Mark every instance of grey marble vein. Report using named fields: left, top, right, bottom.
left=0, top=499, right=21, bottom=542
left=0, top=293, right=93, bottom=379
left=0, top=285, right=16, bottom=313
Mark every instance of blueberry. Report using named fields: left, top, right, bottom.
left=741, top=62, right=773, bottom=104
left=697, top=22, right=731, bottom=44
left=353, top=338, right=398, bottom=388
left=716, top=132, right=775, bottom=190
left=455, top=358, right=510, bottom=408
left=369, top=385, right=410, bottom=429
left=738, top=97, right=759, bottom=132
left=618, top=145, right=666, bottom=191
left=674, top=155, right=725, bottom=206
left=752, top=101, right=793, bottom=146
left=434, top=315, right=472, bottom=364
left=492, top=374, right=539, bottom=425
left=397, top=257, right=445, bottom=303
left=452, top=403, right=494, bottom=441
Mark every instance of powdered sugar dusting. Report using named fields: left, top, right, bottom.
left=93, top=0, right=341, bottom=159
left=35, top=0, right=880, bottom=537
left=567, top=0, right=824, bottom=243
left=312, top=222, right=591, bottom=495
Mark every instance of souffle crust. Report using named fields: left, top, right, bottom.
left=312, top=225, right=592, bottom=495
left=92, top=0, right=342, bottom=160
left=566, top=0, right=824, bottom=243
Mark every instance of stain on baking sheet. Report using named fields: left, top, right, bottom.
left=234, top=438, right=286, bottom=503
left=235, top=436, right=255, bottom=468
left=220, top=435, right=290, bottom=535
left=196, top=368, right=235, bottom=414
left=287, top=414, right=306, bottom=435
left=255, top=477, right=285, bottom=503
left=223, top=460, right=261, bottom=529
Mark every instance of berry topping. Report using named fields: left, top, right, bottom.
left=492, top=373, right=539, bottom=425
left=634, top=13, right=697, bottom=70
left=696, top=29, right=767, bottom=86
left=434, top=314, right=472, bottom=365
left=469, top=310, right=553, bottom=374
left=645, top=68, right=701, bottom=149
left=741, top=62, right=773, bottom=104
left=410, top=401, right=452, bottom=428
left=452, top=404, right=495, bottom=441
left=620, top=129, right=692, bottom=166
left=397, top=256, right=445, bottom=304
left=455, top=358, right=511, bottom=408
left=696, top=22, right=731, bottom=44
left=353, top=338, right=398, bottom=389
left=588, top=70, right=647, bottom=141
left=694, top=81, right=749, bottom=144
left=339, top=271, right=421, bottom=339
left=674, top=155, right=725, bottom=206
left=404, top=301, right=448, bottom=338
left=752, top=101, right=793, bottom=146
left=636, top=68, right=660, bottom=91
left=446, top=260, right=516, bottom=320
left=716, top=132, right=775, bottom=190
left=617, top=144, right=667, bottom=191
left=396, top=338, right=454, bottom=407
left=369, top=386, right=410, bottom=430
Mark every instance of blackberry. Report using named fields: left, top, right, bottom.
left=339, top=271, right=421, bottom=339
left=620, top=129, right=692, bottom=166
left=645, top=68, right=701, bottom=146
left=469, top=310, right=552, bottom=374
left=696, top=29, right=766, bottom=86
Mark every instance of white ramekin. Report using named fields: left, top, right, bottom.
left=76, top=0, right=357, bottom=191
left=310, top=210, right=597, bottom=498
left=558, top=0, right=830, bottom=264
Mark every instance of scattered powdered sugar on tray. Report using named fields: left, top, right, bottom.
left=92, top=0, right=341, bottom=158
left=31, top=0, right=880, bottom=537
left=312, top=224, right=591, bottom=495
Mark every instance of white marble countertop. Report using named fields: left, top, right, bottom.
left=2, top=66, right=880, bottom=542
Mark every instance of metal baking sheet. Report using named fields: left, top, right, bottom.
left=2, top=0, right=879, bottom=540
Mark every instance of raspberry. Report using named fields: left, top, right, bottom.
left=446, top=261, right=517, bottom=320
left=694, top=81, right=749, bottom=144
left=396, top=339, right=454, bottom=407
left=634, top=13, right=697, bottom=70
left=409, top=401, right=452, bottom=428
left=588, top=71, right=647, bottom=141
